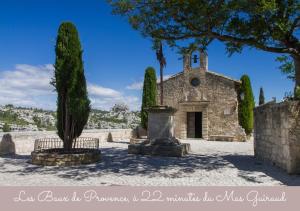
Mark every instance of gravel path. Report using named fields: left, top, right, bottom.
left=0, top=140, right=300, bottom=186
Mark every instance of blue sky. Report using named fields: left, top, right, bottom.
left=0, top=0, right=294, bottom=110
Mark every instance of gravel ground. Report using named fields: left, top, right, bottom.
left=0, top=139, right=300, bottom=186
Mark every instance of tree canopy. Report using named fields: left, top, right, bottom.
left=109, top=0, right=300, bottom=94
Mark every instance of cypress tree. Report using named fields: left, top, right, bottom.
left=259, top=87, right=265, bottom=105
left=141, top=67, right=157, bottom=129
left=238, top=75, right=255, bottom=135
left=52, top=22, right=90, bottom=151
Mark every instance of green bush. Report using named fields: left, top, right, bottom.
left=238, top=75, right=255, bottom=135
left=141, top=67, right=157, bottom=129
left=2, top=123, right=11, bottom=132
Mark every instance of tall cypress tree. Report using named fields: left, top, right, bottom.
left=238, top=75, right=255, bottom=135
left=141, top=67, right=157, bottom=129
left=259, top=87, right=265, bottom=105
left=52, top=22, right=90, bottom=151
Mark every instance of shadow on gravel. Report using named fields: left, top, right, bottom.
left=0, top=147, right=230, bottom=181
left=222, top=154, right=300, bottom=186
left=1, top=147, right=300, bottom=186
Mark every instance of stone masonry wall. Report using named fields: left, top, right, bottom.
left=157, top=70, right=245, bottom=141
left=0, top=129, right=134, bottom=155
left=254, top=101, right=300, bottom=174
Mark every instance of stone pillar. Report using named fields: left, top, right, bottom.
left=200, top=50, right=208, bottom=71
left=183, top=54, right=191, bottom=71
left=147, top=106, right=177, bottom=140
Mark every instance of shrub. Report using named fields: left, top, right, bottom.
left=238, top=75, right=255, bottom=135
left=2, top=123, right=10, bottom=132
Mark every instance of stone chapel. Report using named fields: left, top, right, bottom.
left=156, top=51, right=246, bottom=141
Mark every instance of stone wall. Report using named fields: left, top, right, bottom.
left=157, top=69, right=245, bottom=141
left=254, top=101, right=300, bottom=174
left=0, top=129, right=134, bottom=155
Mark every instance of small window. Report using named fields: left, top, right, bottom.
left=190, top=77, right=200, bottom=87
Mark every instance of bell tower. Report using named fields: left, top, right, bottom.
left=183, top=49, right=208, bottom=101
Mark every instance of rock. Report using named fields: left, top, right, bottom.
left=107, top=132, right=113, bottom=142
left=0, top=134, right=15, bottom=156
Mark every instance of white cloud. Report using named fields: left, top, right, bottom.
left=88, top=84, right=121, bottom=97
left=126, top=74, right=173, bottom=90
left=0, top=64, right=55, bottom=109
left=0, top=64, right=141, bottom=111
left=126, top=81, right=143, bottom=90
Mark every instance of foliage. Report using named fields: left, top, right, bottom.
left=2, top=123, right=10, bottom=132
left=259, top=87, right=265, bottom=105
left=141, top=67, right=157, bottom=129
left=295, top=85, right=300, bottom=99
left=276, top=55, right=295, bottom=81
left=0, top=111, right=28, bottom=126
left=109, top=0, right=300, bottom=90
left=238, top=75, right=255, bottom=135
left=52, top=22, right=91, bottom=150
left=32, top=116, right=56, bottom=131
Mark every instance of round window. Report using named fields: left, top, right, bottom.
left=190, top=77, right=200, bottom=87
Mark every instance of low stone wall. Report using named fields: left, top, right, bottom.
left=31, top=149, right=101, bottom=166
left=254, top=101, right=300, bottom=174
left=0, top=129, right=134, bottom=155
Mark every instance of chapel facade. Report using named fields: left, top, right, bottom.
left=157, top=51, right=246, bottom=141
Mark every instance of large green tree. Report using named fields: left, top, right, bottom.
left=141, top=67, right=157, bottom=129
left=238, top=75, right=255, bottom=135
left=52, top=22, right=91, bottom=151
left=109, top=0, right=300, bottom=97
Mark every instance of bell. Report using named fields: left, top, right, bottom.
left=193, top=54, right=198, bottom=63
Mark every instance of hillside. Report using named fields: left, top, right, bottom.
left=0, top=104, right=140, bottom=132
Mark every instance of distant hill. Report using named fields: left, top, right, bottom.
left=0, top=104, right=140, bottom=132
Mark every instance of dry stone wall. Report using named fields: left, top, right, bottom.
left=254, top=101, right=300, bottom=174
left=0, top=129, right=134, bottom=155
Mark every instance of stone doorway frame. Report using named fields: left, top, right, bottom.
left=176, top=101, right=209, bottom=140
left=187, top=112, right=203, bottom=138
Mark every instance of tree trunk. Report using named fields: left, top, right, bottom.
left=160, top=65, right=164, bottom=105
left=294, top=56, right=300, bottom=91
left=293, top=56, right=300, bottom=100
left=63, top=101, right=72, bottom=151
